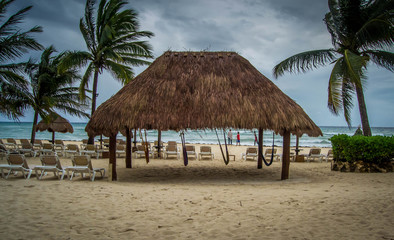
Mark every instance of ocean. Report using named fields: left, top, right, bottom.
left=1, top=122, right=393, bottom=148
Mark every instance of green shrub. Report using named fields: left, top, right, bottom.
left=330, top=134, right=394, bottom=164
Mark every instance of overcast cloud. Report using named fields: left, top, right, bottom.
left=2, top=0, right=393, bottom=127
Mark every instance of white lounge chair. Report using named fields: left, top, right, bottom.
left=305, top=148, right=324, bottom=162
left=164, top=144, right=180, bottom=159
left=40, top=143, right=54, bottom=156
left=325, top=149, right=334, bottom=162
left=0, top=154, right=32, bottom=179
left=80, top=144, right=97, bottom=158
left=4, top=138, right=17, bottom=151
left=198, top=146, right=214, bottom=161
left=18, top=139, right=30, bottom=148
left=264, top=148, right=280, bottom=161
left=33, top=155, right=65, bottom=180
left=32, top=139, right=43, bottom=152
left=242, top=147, right=258, bottom=161
left=116, top=144, right=126, bottom=157
left=18, top=143, right=37, bottom=157
left=134, top=145, right=153, bottom=158
left=66, top=155, right=105, bottom=181
left=64, top=144, right=79, bottom=158
left=0, top=144, right=8, bottom=160
left=185, top=145, right=197, bottom=160
left=53, top=140, right=65, bottom=156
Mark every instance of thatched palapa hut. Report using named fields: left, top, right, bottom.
left=86, top=51, right=322, bottom=181
left=37, top=114, right=74, bottom=143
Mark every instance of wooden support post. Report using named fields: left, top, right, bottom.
left=281, top=130, right=291, bottom=180
left=125, top=127, right=132, bottom=168
left=109, top=133, right=117, bottom=181
left=257, top=128, right=263, bottom=169
left=158, top=129, right=162, bottom=158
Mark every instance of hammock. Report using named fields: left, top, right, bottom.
left=180, top=131, right=188, bottom=166
left=139, top=129, right=150, bottom=164
left=215, top=129, right=229, bottom=165
left=260, top=132, right=275, bottom=166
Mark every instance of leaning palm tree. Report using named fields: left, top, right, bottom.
left=273, top=0, right=393, bottom=136
left=60, top=0, right=154, bottom=143
left=0, top=0, right=42, bottom=119
left=2, top=46, right=90, bottom=143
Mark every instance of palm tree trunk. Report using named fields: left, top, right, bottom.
left=30, top=110, right=39, bottom=143
left=88, top=69, right=100, bottom=144
left=355, top=85, right=372, bottom=136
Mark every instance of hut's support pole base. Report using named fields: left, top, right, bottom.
left=257, top=128, right=263, bottom=169
left=281, top=131, right=291, bottom=180
left=109, top=133, right=117, bottom=181
left=126, top=127, right=132, bottom=168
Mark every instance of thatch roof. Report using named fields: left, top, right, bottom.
left=86, top=51, right=322, bottom=137
left=36, top=115, right=74, bottom=134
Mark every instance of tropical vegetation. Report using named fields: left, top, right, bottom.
left=16, top=46, right=90, bottom=143
left=0, top=0, right=43, bottom=119
left=330, top=134, right=394, bottom=164
left=273, top=0, right=394, bottom=136
left=60, top=0, right=154, bottom=143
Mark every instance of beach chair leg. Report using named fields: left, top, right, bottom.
left=25, top=169, right=32, bottom=179
left=6, top=169, right=12, bottom=179
left=40, top=170, right=45, bottom=180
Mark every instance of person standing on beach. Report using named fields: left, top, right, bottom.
left=228, top=129, right=233, bottom=145
left=236, top=132, right=241, bottom=146
left=254, top=131, right=258, bottom=146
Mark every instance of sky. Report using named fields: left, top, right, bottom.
left=2, top=0, right=393, bottom=127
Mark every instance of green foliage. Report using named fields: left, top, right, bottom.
left=0, top=0, right=43, bottom=119
left=273, top=0, right=394, bottom=134
left=330, top=134, right=394, bottom=164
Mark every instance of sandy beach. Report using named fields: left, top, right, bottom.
left=0, top=142, right=393, bottom=240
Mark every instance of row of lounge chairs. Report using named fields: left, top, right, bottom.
left=134, top=144, right=215, bottom=160
left=0, top=153, right=105, bottom=181
left=241, top=147, right=333, bottom=162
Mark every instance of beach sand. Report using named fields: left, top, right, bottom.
left=0, top=142, right=393, bottom=240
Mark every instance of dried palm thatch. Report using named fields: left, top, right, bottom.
left=36, top=115, right=74, bottom=134
left=86, top=51, right=322, bottom=137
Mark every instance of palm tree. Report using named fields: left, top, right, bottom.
left=273, top=0, right=393, bottom=136
left=60, top=0, right=154, bottom=143
left=2, top=46, right=90, bottom=143
left=0, top=0, right=43, bottom=119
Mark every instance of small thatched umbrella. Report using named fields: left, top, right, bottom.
left=36, top=115, right=74, bottom=143
left=86, top=51, right=322, bottom=181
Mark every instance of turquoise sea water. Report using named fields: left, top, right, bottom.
left=1, top=122, right=393, bottom=147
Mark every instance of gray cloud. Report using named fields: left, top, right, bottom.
left=1, top=0, right=393, bottom=127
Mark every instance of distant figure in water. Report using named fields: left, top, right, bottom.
left=236, top=132, right=241, bottom=146
left=254, top=131, right=258, bottom=146
left=354, top=126, right=363, bottom=136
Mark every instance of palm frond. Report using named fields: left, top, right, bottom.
left=58, top=50, right=92, bottom=72
left=104, top=59, right=133, bottom=84
left=356, top=11, right=394, bottom=50
left=364, top=50, right=394, bottom=72
left=0, top=4, right=32, bottom=36
left=79, top=62, right=95, bottom=100
left=273, top=49, right=336, bottom=78
left=328, top=58, right=344, bottom=115
left=343, top=49, right=369, bottom=87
